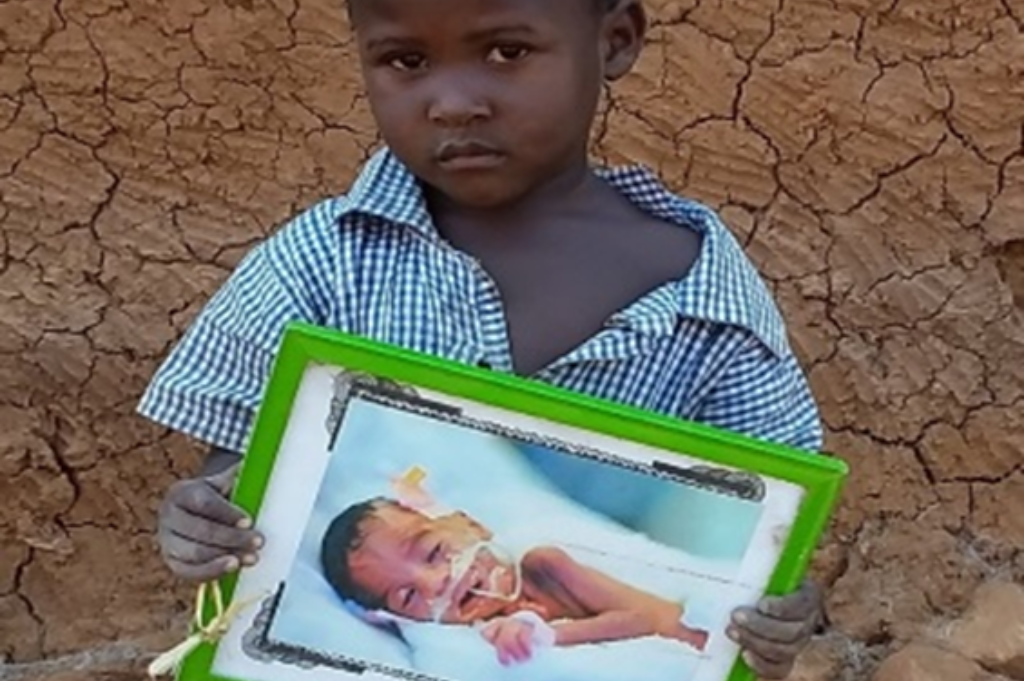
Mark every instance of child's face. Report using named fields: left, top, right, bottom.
left=349, top=0, right=643, bottom=209
left=345, top=504, right=517, bottom=624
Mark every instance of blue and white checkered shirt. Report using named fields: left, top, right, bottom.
left=138, top=148, right=822, bottom=455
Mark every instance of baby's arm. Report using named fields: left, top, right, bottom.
left=479, top=609, right=649, bottom=665
left=524, top=547, right=685, bottom=646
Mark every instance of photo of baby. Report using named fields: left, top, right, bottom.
left=320, top=469, right=711, bottom=666
left=241, top=374, right=781, bottom=681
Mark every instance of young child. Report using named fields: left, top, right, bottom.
left=145, top=0, right=825, bottom=677
left=320, top=494, right=712, bottom=666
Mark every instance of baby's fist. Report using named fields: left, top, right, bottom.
left=480, top=616, right=541, bottom=666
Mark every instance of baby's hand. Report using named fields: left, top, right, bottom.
left=480, top=616, right=538, bottom=666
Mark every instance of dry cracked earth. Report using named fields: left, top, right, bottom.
left=1, top=0, right=1023, bottom=679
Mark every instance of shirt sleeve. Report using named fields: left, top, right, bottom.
left=694, top=336, right=824, bottom=453
left=136, top=203, right=339, bottom=454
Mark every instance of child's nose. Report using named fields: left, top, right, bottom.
left=426, top=73, right=491, bottom=126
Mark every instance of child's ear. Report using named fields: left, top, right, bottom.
left=602, top=0, right=647, bottom=82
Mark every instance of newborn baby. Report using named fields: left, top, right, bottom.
left=320, top=469, right=710, bottom=665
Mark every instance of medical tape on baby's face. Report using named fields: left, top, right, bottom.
left=427, top=541, right=523, bottom=622
left=417, top=502, right=454, bottom=520
left=394, top=466, right=454, bottom=519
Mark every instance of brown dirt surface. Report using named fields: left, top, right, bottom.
left=871, top=642, right=1009, bottom=681
left=1, top=0, right=1023, bottom=678
left=944, top=581, right=1024, bottom=678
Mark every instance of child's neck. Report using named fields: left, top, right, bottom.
left=427, top=156, right=600, bottom=230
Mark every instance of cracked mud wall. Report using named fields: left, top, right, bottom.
left=1, top=0, right=1022, bottom=679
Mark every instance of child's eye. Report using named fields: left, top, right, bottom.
left=487, top=44, right=530, bottom=64
left=401, top=588, right=415, bottom=608
left=428, top=544, right=442, bottom=563
left=388, top=53, right=428, bottom=72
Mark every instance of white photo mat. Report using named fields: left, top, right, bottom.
left=209, top=364, right=806, bottom=681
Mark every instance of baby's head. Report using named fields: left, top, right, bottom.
left=321, top=498, right=518, bottom=625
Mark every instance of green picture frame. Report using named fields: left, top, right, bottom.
left=174, top=321, right=847, bottom=681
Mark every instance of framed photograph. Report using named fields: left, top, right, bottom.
left=175, top=322, right=847, bottom=681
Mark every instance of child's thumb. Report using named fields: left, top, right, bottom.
left=205, top=463, right=241, bottom=496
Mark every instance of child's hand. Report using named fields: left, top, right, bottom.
left=156, top=465, right=263, bottom=582
left=727, top=580, right=822, bottom=679
left=480, top=616, right=538, bottom=666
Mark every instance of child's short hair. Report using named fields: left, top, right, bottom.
left=321, top=497, right=400, bottom=610
left=347, top=0, right=621, bottom=16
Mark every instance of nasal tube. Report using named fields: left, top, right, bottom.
left=429, top=541, right=523, bottom=622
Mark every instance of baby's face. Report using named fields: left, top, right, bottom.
left=345, top=505, right=516, bottom=624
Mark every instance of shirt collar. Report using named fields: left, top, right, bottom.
left=340, top=147, right=788, bottom=359
left=343, top=147, right=436, bottom=234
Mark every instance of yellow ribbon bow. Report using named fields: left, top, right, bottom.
left=147, top=581, right=263, bottom=679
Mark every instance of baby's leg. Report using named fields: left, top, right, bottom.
left=671, top=621, right=709, bottom=651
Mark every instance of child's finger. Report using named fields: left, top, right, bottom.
left=205, top=463, right=241, bottom=496
left=730, top=607, right=811, bottom=644
left=161, top=535, right=235, bottom=566
left=162, top=503, right=261, bottom=552
left=171, top=478, right=251, bottom=528
left=165, top=554, right=240, bottom=583
left=731, top=625, right=802, bottom=663
left=727, top=624, right=800, bottom=678
left=756, top=580, right=821, bottom=622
